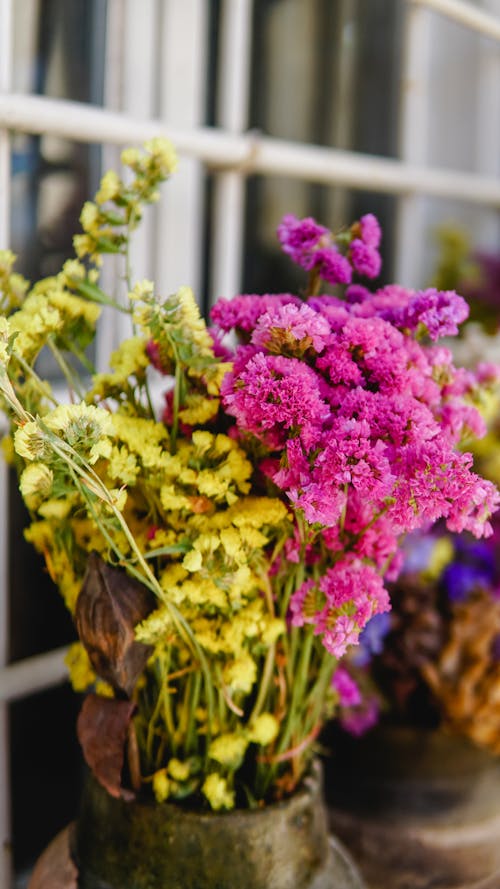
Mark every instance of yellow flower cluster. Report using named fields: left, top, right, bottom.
left=0, top=250, right=29, bottom=313
left=7, top=284, right=100, bottom=364
left=74, top=138, right=177, bottom=266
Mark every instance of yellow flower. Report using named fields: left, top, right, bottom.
left=248, top=714, right=279, bottom=746
left=145, top=137, right=178, bottom=174
left=108, top=446, right=139, bottom=486
left=229, top=497, right=289, bottom=529
left=80, top=201, right=100, bottom=232
left=65, top=642, right=96, bottom=692
left=222, top=654, right=257, bottom=694
left=44, top=403, right=113, bottom=455
left=111, top=413, right=167, bottom=455
left=202, top=774, right=234, bottom=811
left=152, top=769, right=170, bottom=803
left=261, top=617, right=285, bottom=645
left=129, top=279, right=155, bottom=301
left=182, top=549, right=203, bottom=573
left=208, top=732, right=248, bottom=768
left=179, top=395, right=219, bottom=425
left=19, top=463, right=53, bottom=504
left=179, top=577, right=227, bottom=610
left=95, top=170, right=121, bottom=204
left=161, top=485, right=190, bottom=511
left=121, top=147, right=142, bottom=168
left=109, top=336, right=148, bottom=378
left=425, top=537, right=454, bottom=580
left=14, top=421, right=48, bottom=462
left=135, top=606, right=173, bottom=644
left=38, top=499, right=73, bottom=520
left=191, top=430, right=214, bottom=452
left=220, top=528, right=246, bottom=565
left=168, top=758, right=190, bottom=782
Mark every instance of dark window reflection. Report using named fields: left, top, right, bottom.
left=242, top=0, right=402, bottom=294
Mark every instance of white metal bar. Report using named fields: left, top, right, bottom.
left=395, top=1, right=432, bottom=285
left=0, top=647, right=69, bottom=703
left=474, top=0, right=500, bottom=248
left=412, top=0, right=500, bottom=41
left=1, top=94, right=500, bottom=206
left=156, top=0, right=207, bottom=300
left=97, top=0, right=160, bottom=370
left=211, top=0, right=253, bottom=302
left=0, top=0, right=13, bottom=883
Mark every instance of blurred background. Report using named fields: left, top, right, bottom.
left=1, top=0, right=500, bottom=885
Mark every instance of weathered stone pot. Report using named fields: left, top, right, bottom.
left=29, top=761, right=365, bottom=889
left=325, top=727, right=500, bottom=889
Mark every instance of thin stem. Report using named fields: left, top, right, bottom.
left=47, top=338, right=85, bottom=399
left=185, top=670, right=202, bottom=754
left=170, top=363, right=182, bottom=454
left=9, top=354, right=59, bottom=408
left=127, top=720, right=142, bottom=791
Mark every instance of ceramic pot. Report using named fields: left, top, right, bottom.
left=325, top=727, right=500, bottom=889
left=28, top=761, right=364, bottom=889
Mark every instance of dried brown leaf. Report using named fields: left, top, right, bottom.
left=75, top=552, right=154, bottom=696
left=77, top=693, right=136, bottom=800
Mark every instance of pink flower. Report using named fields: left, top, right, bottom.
left=221, top=352, right=328, bottom=449
left=359, top=213, right=382, bottom=248
left=251, top=303, right=331, bottom=354
left=210, top=293, right=300, bottom=334
left=290, top=558, right=390, bottom=658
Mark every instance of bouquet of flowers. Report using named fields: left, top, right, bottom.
left=0, top=140, right=498, bottom=812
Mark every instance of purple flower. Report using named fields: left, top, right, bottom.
left=359, top=213, right=382, bottom=248
left=401, top=532, right=437, bottom=574
left=350, top=239, right=382, bottom=279
left=332, top=667, right=362, bottom=707
left=314, top=247, right=353, bottom=285
left=404, top=288, right=469, bottom=340
left=276, top=214, right=353, bottom=285
left=277, top=215, right=328, bottom=269
left=442, top=562, right=493, bottom=602
left=340, top=696, right=380, bottom=737
left=358, top=611, right=392, bottom=656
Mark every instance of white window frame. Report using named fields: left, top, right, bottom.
left=1, top=0, right=500, bottom=884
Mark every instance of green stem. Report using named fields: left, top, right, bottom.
left=170, top=363, right=182, bottom=454
left=248, top=643, right=276, bottom=724
left=185, top=670, right=202, bottom=754
left=273, top=628, right=314, bottom=766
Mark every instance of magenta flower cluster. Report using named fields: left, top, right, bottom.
left=276, top=211, right=382, bottom=284
left=210, top=213, right=500, bottom=660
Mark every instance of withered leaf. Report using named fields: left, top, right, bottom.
left=77, top=693, right=135, bottom=800
left=75, top=552, right=154, bottom=696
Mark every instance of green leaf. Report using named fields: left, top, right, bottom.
left=75, top=280, right=131, bottom=314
